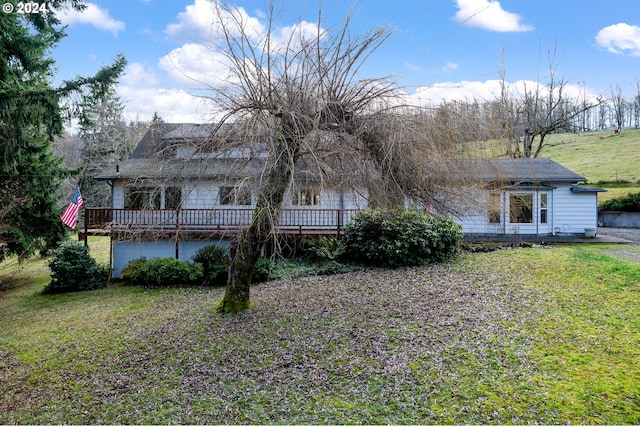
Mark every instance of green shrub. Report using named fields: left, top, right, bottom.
left=119, top=257, right=148, bottom=284
left=192, top=244, right=228, bottom=286
left=600, top=192, right=640, bottom=212
left=121, top=257, right=203, bottom=287
left=252, top=257, right=274, bottom=283
left=302, top=237, right=344, bottom=261
left=340, top=208, right=463, bottom=267
left=44, top=240, right=109, bottom=293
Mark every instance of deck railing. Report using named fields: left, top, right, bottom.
left=84, top=207, right=361, bottom=236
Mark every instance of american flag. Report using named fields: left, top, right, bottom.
left=60, top=188, right=84, bottom=229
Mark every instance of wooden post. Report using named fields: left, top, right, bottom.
left=174, top=208, right=180, bottom=259
left=83, top=208, right=88, bottom=246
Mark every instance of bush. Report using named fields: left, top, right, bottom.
left=252, top=257, right=274, bottom=283
left=192, top=244, right=228, bottom=286
left=121, top=257, right=203, bottom=287
left=340, top=208, right=463, bottom=267
left=600, top=192, right=640, bottom=212
left=302, top=237, right=344, bottom=261
left=44, top=240, right=109, bottom=293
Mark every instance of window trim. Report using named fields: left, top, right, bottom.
left=292, top=189, right=321, bottom=206
left=124, top=186, right=161, bottom=210
left=219, top=185, right=252, bottom=206
left=124, top=185, right=182, bottom=210
left=509, top=193, right=533, bottom=224
left=540, top=193, right=548, bottom=224
left=488, top=192, right=502, bottom=224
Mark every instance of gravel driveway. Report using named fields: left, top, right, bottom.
left=597, top=227, right=640, bottom=263
left=598, top=227, right=640, bottom=244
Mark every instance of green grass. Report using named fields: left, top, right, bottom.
left=473, top=128, right=640, bottom=204
left=473, top=129, right=640, bottom=203
left=542, top=129, right=640, bottom=184
left=1, top=242, right=639, bottom=423
left=541, top=129, right=640, bottom=204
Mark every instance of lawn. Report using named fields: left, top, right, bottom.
left=473, top=129, right=640, bottom=204
left=1, top=241, right=639, bottom=424
left=542, top=129, right=640, bottom=203
left=542, top=129, right=640, bottom=184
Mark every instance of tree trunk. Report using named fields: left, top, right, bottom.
left=217, top=223, right=263, bottom=313
left=522, top=130, right=532, bottom=158
left=217, top=120, right=301, bottom=314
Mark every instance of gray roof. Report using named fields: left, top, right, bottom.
left=465, top=158, right=587, bottom=184
left=97, top=123, right=588, bottom=186
left=96, top=123, right=264, bottom=181
left=129, top=123, right=225, bottom=159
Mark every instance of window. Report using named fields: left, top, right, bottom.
left=292, top=189, right=321, bottom=206
left=488, top=193, right=501, bottom=224
left=125, top=186, right=181, bottom=209
left=219, top=186, right=251, bottom=205
left=165, top=187, right=182, bottom=210
left=540, top=193, right=548, bottom=224
left=510, top=194, right=533, bottom=224
left=125, top=187, right=160, bottom=209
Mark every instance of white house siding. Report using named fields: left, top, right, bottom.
left=182, top=181, right=219, bottom=209
left=106, top=180, right=370, bottom=277
left=457, top=189, right=555, bottom=235
left=112, top=184, right=125, bottom=208
left=551, top=186, right=599, bottom=235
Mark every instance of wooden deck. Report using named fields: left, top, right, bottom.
left=81, top=207, right=361, bottom=239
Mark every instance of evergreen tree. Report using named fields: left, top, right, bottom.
left=78, top=89, right=133, bottom=207
left=0, top=1, right=126, bottom=260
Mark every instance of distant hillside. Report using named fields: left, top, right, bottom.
left=542, top=129, right=640, bottom=184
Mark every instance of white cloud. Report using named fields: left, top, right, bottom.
left=160, top=1, right=326, bottom=90
left=442, top=62, right=459, bottom=73
left=270, top=20, right=325, bottom=52
left=408, top=80, right=504, bottom=105
left=116, top=85, right=217, bottom=123
left=405, top=79, right=598, bottom=106
left=403, top=62, right=423, bottom=72
left=116, top=62, right=217, bottom=123
left=56, top=2, right=125, bottom=36
left=595, top=23, right=640, bottom=56
left=120, top=62, right=160, bottom=87
left=159, top=43, right=234, bottom=87
left=453, top=0, right=533, bottom=32
left=165, top=0, right=264, bottom=43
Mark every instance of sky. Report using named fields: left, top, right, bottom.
left=49, top=0, right=640, bottom=124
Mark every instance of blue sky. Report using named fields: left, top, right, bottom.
left=51, top=0, right=640, bottom=123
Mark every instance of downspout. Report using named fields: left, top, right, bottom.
left=536, top=188, right=539, bottom=235
left=502, top=191, right=506, bottom=234
left=550, top=188, right=555, bottom=235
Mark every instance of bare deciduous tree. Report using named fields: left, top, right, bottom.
left=197, top=3, right=401, bottom=312
left=610, top=84, right=625, bottom=132
left=499, top=47, right=602, bottom=158
left=182, top=2, right=473, bottom=313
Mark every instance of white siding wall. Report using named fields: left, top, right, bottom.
left=112, top=184, right=125, bottom=208
left=182, top=181, right=218, bottom=209
left=112, top=180, right=369, bottom=211
left=456, top=188, right=566, bottom=235
left=551, top=185, right=599, bottom=234
left=454, top=190, right=505, bottom=234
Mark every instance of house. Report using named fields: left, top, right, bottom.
left=453, top=158, right=606, bottom=237
left=90, top=123, right=604, bottom=277
left=92, top=123, right=368, bottom=276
